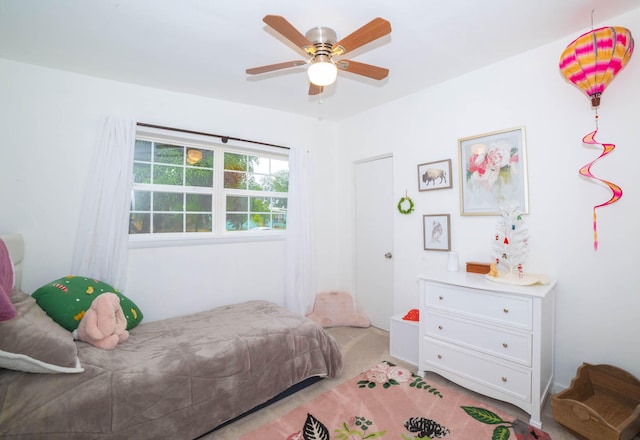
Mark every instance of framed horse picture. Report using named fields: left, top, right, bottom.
left=417, top=159, right=452, bottom=191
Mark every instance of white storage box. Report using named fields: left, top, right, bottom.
left=389, top=314, right=419, bottom=366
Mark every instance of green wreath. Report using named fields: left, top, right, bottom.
left=397, top=196, right=415, bottom=214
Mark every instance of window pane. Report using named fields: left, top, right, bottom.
left=129, top=213, right=150, bottom=234
left=154, top=164, right=183, bottom=185
left=224, top=170, right=246, bottom=189
left=186, top=214, right=212, bottom=232
left=153, top=213, right=183, bottom=233
left=131, top=190, right=151, bottom=211
left=186, top=168, right=213, bottom=187
left=226, top=213, right=247, bottom=231
left=271, top=158, right=288, bottom=173
left=250, top=214, right=270, bottom=229
left=186, top=194, right=212, bottom=212
left=133, top=163, right=151, bottom=184
left=134, top=140, right=152, bottom=161
left=200, top=150, right=214, bottom=167
left=271, top=197, right=287, bottom=210
left=249, top=157, right=268, bottom=174
left=155, top=143, right=183, bottom=165
left=224, top=152, right=247, bottom=171
left=248, top=174, right=270, bottom=191
left=154, top=192, right=183, bottom=211
left=250, top=196, right=270, bottom=212
left=226, top=195, right=247, bottom=211
left=273, top=213, right=287, bottom=230
left=272, top=169, right=289, bottom=192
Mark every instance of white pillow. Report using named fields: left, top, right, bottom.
left=0, top=349, right=83, bottom=374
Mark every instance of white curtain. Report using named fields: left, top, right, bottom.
left=71, top=116, right=136, bottom=291
left=284, top=147, right=314, bottom=315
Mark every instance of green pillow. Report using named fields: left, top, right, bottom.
left=32, top=276, right=143, bottom=332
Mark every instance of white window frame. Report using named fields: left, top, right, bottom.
left=129, top=126, right=288, bottom=248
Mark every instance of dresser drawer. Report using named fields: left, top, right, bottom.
left=423, top=283, right=532, bottom=329
left=421, top=337, right=531, bottom=401
left=424, top=311, right=532, bottom=365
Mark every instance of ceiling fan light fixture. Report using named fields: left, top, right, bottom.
left=307, top=55, right=337, bottom=86
left=186, top=148, right=203, bottom=165
left=247, top=16, right=391, bottom=95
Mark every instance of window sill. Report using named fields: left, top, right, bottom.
left=128, top=231, right=286, bottom=249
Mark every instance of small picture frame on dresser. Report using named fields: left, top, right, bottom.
left=423, top=214, right=451, bottom=251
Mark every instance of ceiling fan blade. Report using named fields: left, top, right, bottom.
left=337, top=60, right=389, bottom=80
left=263, top=15, right=315, bottom=54
left=246, top=60, right=306, bottom=75
left=332, top=17, right=391, bottom=55
left=309, top=83, right=324, bottom=95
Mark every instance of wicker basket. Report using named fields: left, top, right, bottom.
left=551, top=363, right=640, bottom=440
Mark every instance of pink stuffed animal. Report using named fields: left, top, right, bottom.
left=73, top=293, right=129, bottom=350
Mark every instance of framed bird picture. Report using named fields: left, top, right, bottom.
left=423, top=214, right=451, bottom=251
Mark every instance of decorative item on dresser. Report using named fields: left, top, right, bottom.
left=417, top=270, right=556, bottom=429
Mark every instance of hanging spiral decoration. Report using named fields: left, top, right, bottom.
left=559, top=25, right=633, bottom=250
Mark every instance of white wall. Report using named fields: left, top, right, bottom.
left=335, top=8, right=640, bottom=388
left=0, top=59, right=341, bottom=321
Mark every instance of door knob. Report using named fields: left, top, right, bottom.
left=384, top=252, right=392, bottom=259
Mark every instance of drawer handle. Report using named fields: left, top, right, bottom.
left=438, top=295, right=444, bottom=301
left=503, top=308, right=509, bottom=314
left=501, top=377, right=508, bottom=383
left=438, top=325, right=443, bottom=330
left=502, top=342, right=508, bottom=348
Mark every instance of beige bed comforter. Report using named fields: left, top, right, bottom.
left=0, top=300, right=343, bottom=439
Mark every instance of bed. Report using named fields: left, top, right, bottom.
left=0, top=234, right=343, bottom=439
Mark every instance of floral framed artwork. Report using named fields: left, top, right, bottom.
left=458, top=126, right=529, bottom=216
left=423, top=214, right=451, bottom=251
left=417, top=159, right=452, bottom=191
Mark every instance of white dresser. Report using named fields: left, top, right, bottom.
left=418, top=271, right=556, bottom=429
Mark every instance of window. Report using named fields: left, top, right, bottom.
left=224, top=152, right=289, bottom=231
left=130, top=129, right=288, bottom=241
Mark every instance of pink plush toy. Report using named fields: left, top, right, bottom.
left=73, top=293, right=129, bottom=350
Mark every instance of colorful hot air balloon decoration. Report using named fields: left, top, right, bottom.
left=558, top=26, right=634, bottom=250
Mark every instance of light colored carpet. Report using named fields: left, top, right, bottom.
left=207, top=326, right=582, bottom=439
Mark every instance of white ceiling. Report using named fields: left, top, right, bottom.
left=1, top=0, right=638, bottom=121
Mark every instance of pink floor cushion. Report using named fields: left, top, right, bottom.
left=306, top=291, right=370, bottom=328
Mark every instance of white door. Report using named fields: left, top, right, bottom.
left=354, top=155, right=394, bottom=331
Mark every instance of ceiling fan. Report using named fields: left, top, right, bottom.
left=246, top=15, right=392, bottom=95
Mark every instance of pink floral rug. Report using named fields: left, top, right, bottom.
left=240, top=360, right=551, bottom=439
